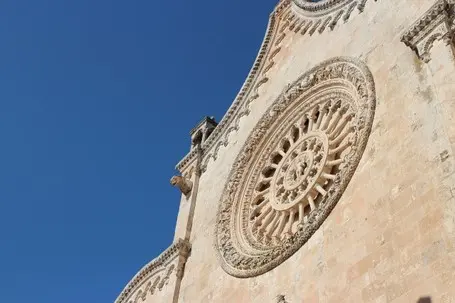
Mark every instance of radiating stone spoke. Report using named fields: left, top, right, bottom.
left=327, top=158, right=343, bottom=166
left=329, top=139, right=351, bottom=155
left=315, top=111, right=325, bottom=130
left=256, top=187, right=270, bottom=195
left=327, top=111, right=342, bottom=133
left=273, top=212, right=287, bottom=240
left=330, top=124, right=354, bottom=146
left=260, top=210, right=277, bottom=232
left=307, top=114, right=315, bottom=131
left=254, top=205, right=272, bottom=226
left=322, top=172, right=337, bottom=180
left=265, top=212, right=281, bottom=237
left=308, top=195, right=316, bottom=210
left=299, top=117, right=309, bottom=134
left=285, top=210, right=295, bottom=235
left=330, top=113, right=353, bottom=139
left=261, top=176, right=273, bottom=183
left=298, top=203, right=304, bottom=222
left=320, top=110, right=334, bottom=131
left=315, top=184, right=327, bottom=196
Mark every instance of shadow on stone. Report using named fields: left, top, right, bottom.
left=417, top=297, right=432, bottom=303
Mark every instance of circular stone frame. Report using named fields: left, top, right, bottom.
left=214, top=57, right=376, bottom=278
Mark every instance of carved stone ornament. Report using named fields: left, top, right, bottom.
left=401, top=0, right=455, bottom=62
left=290, top=0, right=378, bottom=35
left=170, top=175, right=193, bottom=196
left=115, top=239, right=191, bottom=303
left=214, top=57, right=376, bottom=278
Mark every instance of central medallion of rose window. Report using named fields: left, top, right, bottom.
left=249, top=105, right=353, bottom=245
left=271, top=131, right=329, bottom=211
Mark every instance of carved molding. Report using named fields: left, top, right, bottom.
left=401, top=0, right=455, bottom=62
left=115, top=239, right=191, bottom=303
left=214, top=57, right=376, bottom=278
left=175, top=10, right=279, bottom=173
left=290, top=0, right=378, bottom=36
left=176, top=0, right=378, bottom=175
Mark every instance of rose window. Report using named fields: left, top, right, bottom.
left=215, top=58, right=376, bottom=278
left=249, top=101, right=353, bottom=245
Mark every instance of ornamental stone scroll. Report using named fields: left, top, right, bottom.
left=214, top=57, right=376, bottom=278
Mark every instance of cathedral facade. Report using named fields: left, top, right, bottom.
left=116, top=0, right=455, bottom=302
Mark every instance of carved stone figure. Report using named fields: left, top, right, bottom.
left=170, top=176, right=193, bottom=196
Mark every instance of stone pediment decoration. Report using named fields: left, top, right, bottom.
left=401, top=0, right=455, bottom=62
left=214, top=57, right=376, bottom=278
left=115, top=239, right=191, bottom=303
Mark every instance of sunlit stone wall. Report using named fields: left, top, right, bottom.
left=174, top=0, right=455, bottom=302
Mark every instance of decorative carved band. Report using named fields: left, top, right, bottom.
left=401, top=0, right=455, bottom=62
left=175, top=9, right=281, bottom=174
left=290, top=0, right=378, bottom=36
left=214, top=57, right=376, bottom=278
left=115, top=239, right=191, bottom=303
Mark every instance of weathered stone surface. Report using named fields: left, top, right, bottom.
left=116, top=0, right=455, bottom=302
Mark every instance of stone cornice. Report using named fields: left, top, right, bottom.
left=401, top=0, right=455, bottom=62
left=114, top=239, right=191, bottom=303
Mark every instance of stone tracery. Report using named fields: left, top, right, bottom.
left=214, top=57, right=376, bottom=278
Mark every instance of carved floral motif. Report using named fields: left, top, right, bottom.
left=214, top=57, right=376, bottom=278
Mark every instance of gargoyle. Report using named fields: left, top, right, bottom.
left=170, top=175, right=193, bottom=196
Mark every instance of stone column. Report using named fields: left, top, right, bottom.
left=172, top=146, right=202, bottom=242
left=402, top=1, right=455, bottom=268
left=401, top=0, right=455, bottom=161
left=426, top=37, right=455, bottom=153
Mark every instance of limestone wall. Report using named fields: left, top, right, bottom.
left=176, top=0, right=455, bottom=302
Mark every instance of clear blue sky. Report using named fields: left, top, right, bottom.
left=0, top=0, right=278, bottom=302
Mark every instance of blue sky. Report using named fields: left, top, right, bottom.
left=0, top=0, right=278, bottom=302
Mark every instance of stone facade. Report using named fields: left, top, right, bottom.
left=116, top=0, right=455, bottom=302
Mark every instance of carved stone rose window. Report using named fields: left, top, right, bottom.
left=215, top=58, right=376, bottom=278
